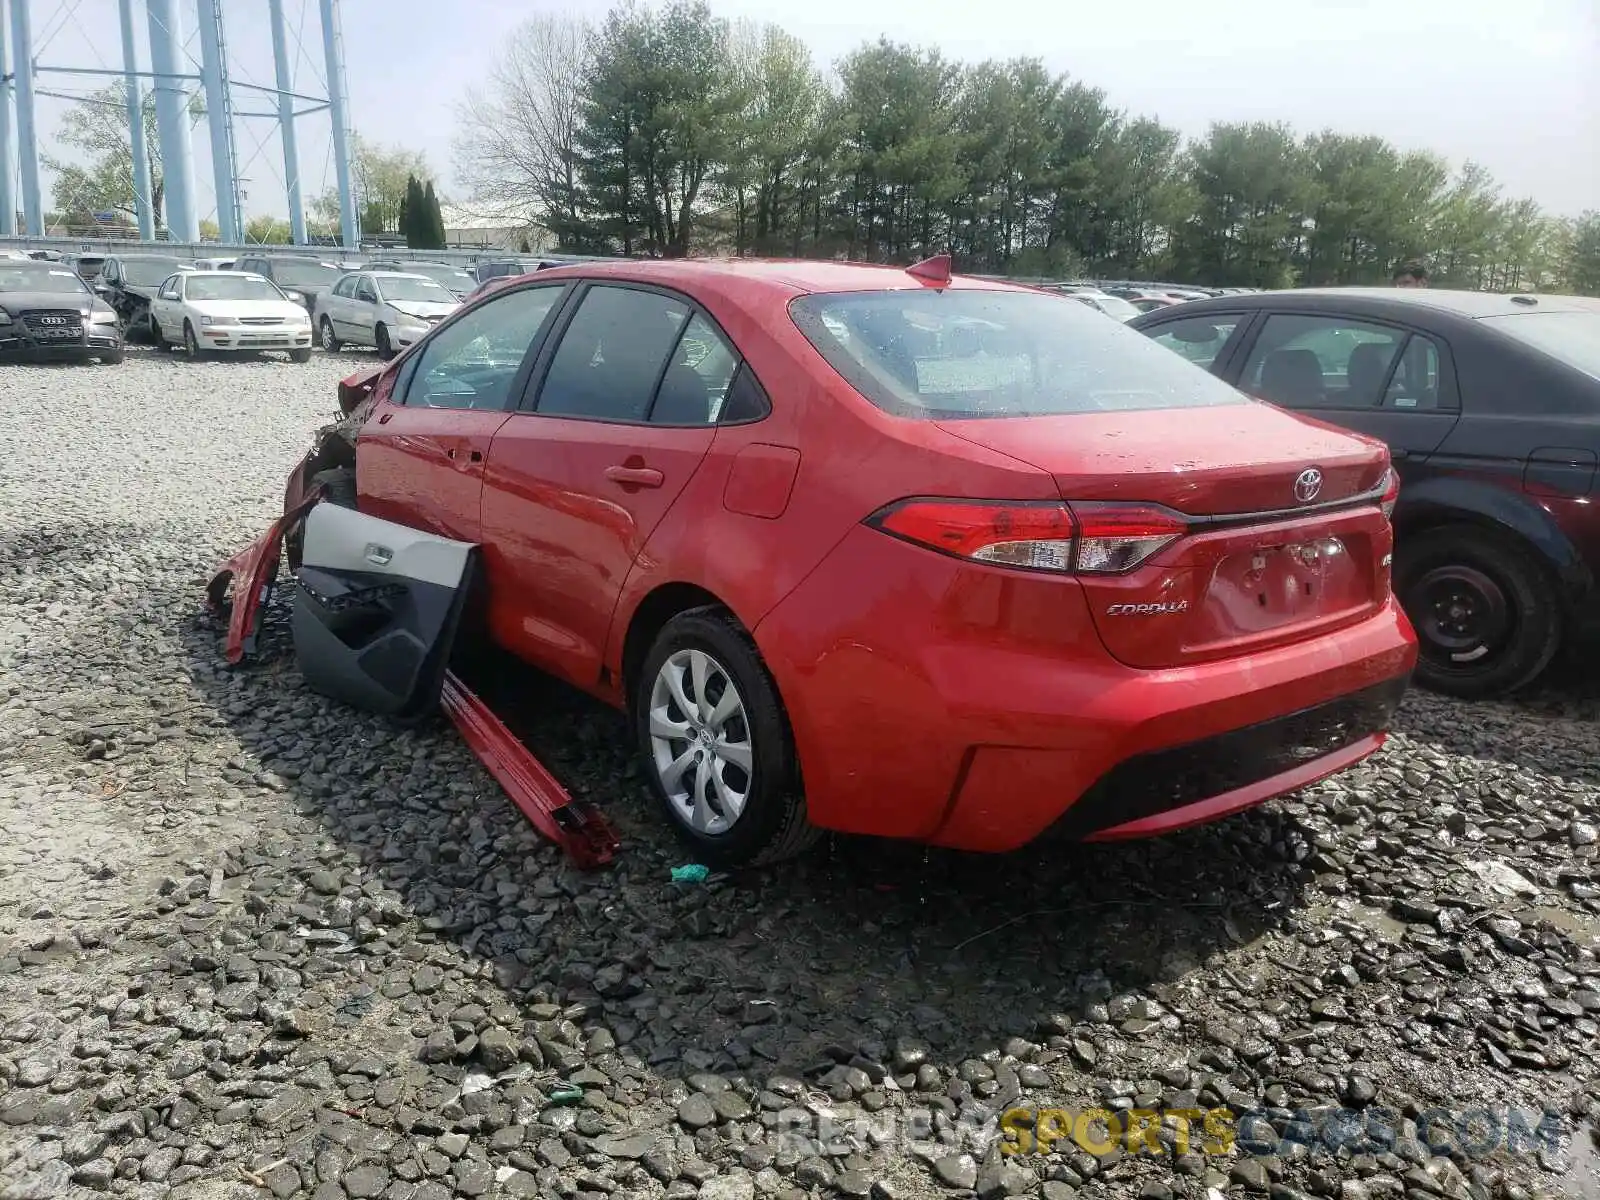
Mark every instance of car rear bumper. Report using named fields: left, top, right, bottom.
left=755, top=523, right=1416, bottom=852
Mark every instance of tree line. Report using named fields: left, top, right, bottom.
left=453, top=2, right=1600, bottom=293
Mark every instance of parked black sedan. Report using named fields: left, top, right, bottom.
left=1130, top=288, right=1600, bottom=699
left=95, top=253, right=193, bottom=339
left=0, top=261, right=125, bottom=364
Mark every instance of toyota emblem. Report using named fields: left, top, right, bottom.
left=1293, top=468, right=1323, bottom=503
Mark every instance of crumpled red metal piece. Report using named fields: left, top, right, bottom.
left=440, top=671, right=620, bottom=869
left=206, top=487, right=324, bottom=664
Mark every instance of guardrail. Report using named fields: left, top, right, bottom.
left=0, top=235, right=604, bottom=268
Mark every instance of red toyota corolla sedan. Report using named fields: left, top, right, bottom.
left=275, top=257, right=1417, bottom=868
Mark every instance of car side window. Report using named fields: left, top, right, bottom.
left=651, top=313, right=740, bottom=425
left=356, top=279, right=378, bottom=303
left=104, top=261, right=119, bottom=284
left=1382, top=334, right=1445, bottom=410
left=159, top=275, right=181, bottom=300
left=1240, top=314, right=1407, bottom=410
left=537, top=286, right=691, bottom=422
left=1145, top=315, right=1242, bottom=370
left=332, top=276, right=355, bottom=299
left=401, top=285, right=564, bottom=411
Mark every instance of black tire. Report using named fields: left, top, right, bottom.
left=375, top=324, right=393, bottom=360
left=289, top=347, right=312, bottom=363
left=150, top=318, right=169, bottom=349
left=320, top=317, right=341, bottom=352
left=634, top=607, right=820, bottom=868
left=1396, top=523, right=1562, bottom=699
left=182, top=321, right=203, bottom=359
left=309, top=466, right=357, bottom=508
left=99, top=349, right=125, bottom=365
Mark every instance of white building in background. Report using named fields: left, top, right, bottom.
left=439, top=204, right=552, bottom=252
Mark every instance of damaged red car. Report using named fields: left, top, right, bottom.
left=218, top=256, right=1416, bottom=869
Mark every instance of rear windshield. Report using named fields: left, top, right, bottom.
left=1478, top=311, right=1600, bottom=381
left=789, top=288, right=1249, bottom=419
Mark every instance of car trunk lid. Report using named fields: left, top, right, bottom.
left=936, top=404, right=1395, bottom=668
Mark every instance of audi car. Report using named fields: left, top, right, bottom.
left=0, top=260, right=125, bottom=364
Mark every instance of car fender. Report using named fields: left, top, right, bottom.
left=1394, top=474, right=1593, bottom=605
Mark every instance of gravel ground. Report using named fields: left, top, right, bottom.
left=2, top=346, right=1600, bottom=1200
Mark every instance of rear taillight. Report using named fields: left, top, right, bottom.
left=1379, top=468, right=1399, bottom=519
left=866, top=499, right=1186, bottom=575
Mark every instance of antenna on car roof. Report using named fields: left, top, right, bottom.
left=905, top=254, right=952, bottom=286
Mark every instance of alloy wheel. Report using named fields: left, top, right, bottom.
left=647, top=648, right=753, bottom=836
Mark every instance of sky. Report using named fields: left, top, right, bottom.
left=20, top=0, right=1600, bottom=228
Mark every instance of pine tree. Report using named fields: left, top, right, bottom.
left=423, top=180, right=447, bottom=248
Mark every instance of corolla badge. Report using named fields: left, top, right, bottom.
left=1105, top=601, right=1190, bottom=616
left=1293, top=467, right=1323, bottom=503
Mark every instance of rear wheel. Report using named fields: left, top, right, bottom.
left=1396, top=524, right=1561, bottom=698
left=634, top=608, right=820, bottom=868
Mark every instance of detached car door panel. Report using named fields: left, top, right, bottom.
left=479, top=284, right=733, bottom=687
left=293, top=503, right=478, bottom=724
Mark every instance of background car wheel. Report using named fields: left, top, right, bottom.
left=1396, top=523, right=1561, bottom=699
left=100, top=349, right=124, bottom=365
left=375, top=325, right=393, bottom=360
left=289, top=347, right=312, bottom=363
left=182, top=321, right=203, bottom=359
left=320, top=318, right=341, bottom=352
left=635, top=607, right=820, bottom=869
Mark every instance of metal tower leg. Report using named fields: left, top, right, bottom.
left=145, top=0, right=199, bottom=241
left=267, top=0, right=305, bottom=244
left=319, top=0, right=358, bottom=249
left=0, top=0, right=15, bottom=237
left=9, top=0, right=42, bottom=236
left=117, top=0, right=155, bottom=239
left=194, top=0, right=239, bottom=242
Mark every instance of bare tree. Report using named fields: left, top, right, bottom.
left=453, top=14, right=592, bottom=242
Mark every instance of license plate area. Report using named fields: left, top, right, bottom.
left=35, top=325, right=84, bottom=340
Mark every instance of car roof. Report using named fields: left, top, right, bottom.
left=1167, top=286, right=1598, bottom=320
left=365, top=270, right=435, bottom=280
left=528, top=257, right=1029, bottom=301
left=197, top=270, right=269, bottom=278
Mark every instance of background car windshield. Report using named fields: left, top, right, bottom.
left=378, top=276, right=452, bottom=303
left=124, top=259, right=183, bottom=285
left=1092, top=294, right=1141, bottom=320
left=0, top=266, right=88, bottom=295
left=187, top=276, right=283, bottom=302
left=275, top=261, right=341, bottom=287
left=790, top=289, right=1249, bottom=418
left=1479, top=312, right=1600, bottom=382
left=411, top=265, right=474, bottom=290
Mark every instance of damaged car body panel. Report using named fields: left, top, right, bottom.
left=207, top=422, right=621, bottom=869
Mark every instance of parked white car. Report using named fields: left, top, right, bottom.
left=313, top=270, right=459, bottom=359
left=148, top=270, right=314, bottom=361
left=190, top=257, right=236, bottom=271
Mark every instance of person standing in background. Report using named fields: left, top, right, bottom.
left=1392, top=262, right=1430, bottom=288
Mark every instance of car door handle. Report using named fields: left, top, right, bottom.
left=604, top=465, right=664, bottom=489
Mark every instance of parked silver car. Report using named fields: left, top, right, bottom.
left=312, top=270, right=459, bottom=359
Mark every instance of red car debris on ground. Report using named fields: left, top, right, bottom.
left=210, top=255, right=1416, bottom=869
